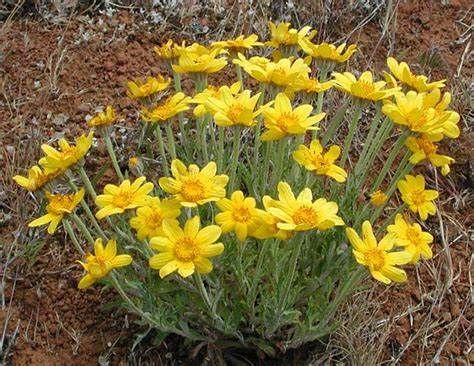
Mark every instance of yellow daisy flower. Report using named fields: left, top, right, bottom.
left=29, top=188, right=85, bottom=234
left=346, top=221, right=412, bottom=284
left=386, top=57, right=446, bottom=92
left=264, top=181, right=344, bottom=232
left=261, top=93, right=325, bottom=141
left=266, top=22, right=316, bottom=49
left=159, top=159, right=229, bottom=207
left=291, top=77, right=334, bottom=95
left=204, top=86, right=263, bottom=127
left=292, top=140, right=347, bottom=182
left=369, top=190, right=388, bottom=207
left=95, top=177, right=154, bottom=219
left=129, top=197, right=181, bottom=240
left=215, top=190, right=267, bottom=241
left=149, top=216, right=224, bottom=278
left=172, top=43, right=227, bottom=74
left=387, top=214, right=434, bottom=264
left=332, top=71, right=400, bottom=101
left=382, top=91, right=447, bottom=137
left=251, top=196, right=293, bottom=240
left=39, top=131, right=94, bottom=173
left=422, top=88, right=460, bottom=139
left=78, top=238, right=132, bottom=289
left=397, top=174, right=438, bottom=221
left=405, top=135, right=454, bottom=175
left=153, top=39, right=184, bottom=60
left=212, top=34, right=263, bottom=52
left=191, top=81, right=241, bottom=117
left=141, top=92, right=191, bottom=123
left=13, top=165, right=62, bottom=192
left=87, top=106, right=117, bottom=127
left=300, top=41, right=357, bottom=63
left=127, top=75, right=171, bottom=99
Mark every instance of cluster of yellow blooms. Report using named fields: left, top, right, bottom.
left=14, top=21, right=460, bottom=292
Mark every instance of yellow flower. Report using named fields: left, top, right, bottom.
left=422, top=88, right=460, bottom=139
left=233, top=55, right=310, bottom=90
left=149, top=216, right=224, bottom=278
left=291, top=77, right=334, bottom=95
left=261, top=93, right=325, bottom=141
left=128, top=156, right=140, bottom=169
left=141, top=92, right=191, bottom=123
left=300, top=41, right=357, bottom=63
left=129, top=196, right=181, bottom=240
left=78, top=238, right=132, bottom=289
left=87, top=106, right=117, bottom=127
left=212, top=34, right=263, bottom=52
left=153, top=39, right=184, bottom=60
left=95, top=177, right=154, bottom=219
left=29, top=188, right=85, bottom=234
left=215, top=191, right=267, bottom=241
left=370, top=190, right=388, bottom=207
left=264, top=181, right=344, bottom=232
left=405, top=135, right=454, bottom=175
left=127, top=75, right=171, bottom=99
left=266, top=22, right=316, bottom=49
left=332, top=71, right=400, bottom=101
left=346, top=221, right=412, bottom=284
left=387, top=214, right=434, bottom=264
left=382, top=91, right=447, bottom=136
left=252, top=196, right=293, bottom=240
left=191, top=82, right=241, bottom=117
left=386, top=57, right=446, bottom=92
left=397, top=174, right=438, bottom=221
left=159, top=159, right=229, bottom=207
left=13, top=165, right=62, bottom=192
left=172, top=43, right=227, bottom=74
left=204, top=86, right=263, bottom=127
left=39, top=132, right=94, bottom=173
left=292, top=140, right=347, bottom=182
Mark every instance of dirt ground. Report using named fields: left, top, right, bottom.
left=0, top=1, right=472, bottom=365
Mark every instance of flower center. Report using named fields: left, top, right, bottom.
left=409, top=190, right=426, bottom=206
left=112, top=190, right=134, bottom=209
left=417, top=137, right=437, bottom=156
left=174, top=237, right=199, bottom=262
left=232, top=205, right=251, bottom=223
left=292, top=206, right=318, bottom=226
left=153, top=105, right=172, bottom=120
left=406, top=226, right=421, bottom=244
left=365, top=248, right=386, bottom=271
left=146, top=211, right=163, bottom=229
left=276, top=113, right=298, bottom=132
left=181, top=179, right=206, bottom=202
left=352, top=81, right=375, bottom=97
left=49, top=195, right=75, bottom=213
left=227, top=103, right=245, bottom=123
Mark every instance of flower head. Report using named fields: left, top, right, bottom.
left=397, top=174, right=438, bottom=221
left=264, top=182, right=344, bottom=232
left=261, top=93, right=325, bottom=141
left=422, top=88, right=460, bottom=139
left=78, top=238, right=132, bottom=289
left=405, top=135, right=454, bottom=175
left=95, top=177, right=154, bottom=219
left=300, top=41, right=357, bottom=63
left=215, top=191, right=267, bottom=241
left=87, top=106, right=117, bottom=127
left=141, top=92, right=191, bottom=123
left=127, top=75, right=171, bottom=99
left=212, top=34, right=263, bottom=52
left=291, top=77, right=334, bottom=95
left=130, top=196, right=181, bottom=240
left=386, top=57, right=446, bottom=92
left=346, top=221, right=412, bottom=284
left=159, top=160, right=229, bottom=207
left=370, top=190, right=388, bottom=207
left=191, top=82, right=241, bottom=117
left=39, top=132, right=93, bottom=173
left=13, top=165, right=62, bottom=192
left=29, top=188, right=85, bottom=234
left=332, top=71, right=400, bottom=101
left=387, top=214, right=434, bottom=264
left=153, top=39, right=184, bottom=60
left=172, top=43, right=227, bottom=74
left=292, top=140, right=347, bottom=182
left=266, top=22, right=316, bottom=49
left=149, top=216, right=224, bottom=278
left=204, top=86, right=264, bottom=127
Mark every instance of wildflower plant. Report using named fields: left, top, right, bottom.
left=16, top=22, right=461, bottom=355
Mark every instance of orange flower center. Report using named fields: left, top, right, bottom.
left=174, top=237, right=198, bottom=262
left=276, top=112, right=299, bottom=132
left=181, top=179, right=206, bottom=202
left=49, top=195, right=76, bottom=213
left=232, top=205, right=251, bottom=223
left=405, top=226, right=421, bottom=244
left=409, top=190, right=426, bottom=206
left=292, top=206, right=318, bottom=226
left=417, top=137, right=437, bottom=156
left=352, top=81, right=375, bottom=97
left=146, top=211, right=164, bottom=229
left=227, top=103, right=245, bottom=123
left=112, top=190, right=135, bottom=209
left=365, top=248, right=386, bottom=271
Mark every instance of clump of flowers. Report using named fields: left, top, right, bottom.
left=16, top=22, right=460, bottom=357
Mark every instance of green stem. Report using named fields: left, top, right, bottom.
left=63, top=219, right=85, bottom=256
left=229, top=127, right=242, bottom=191
left=104, top=134, right=124, bottom=181
left=71, top=212, right=95, bottom=246
left=77, top=166, right=97, bottom=200
left=154, top=125, right=170, bottom=176
left=217, top=127, right=225, bottom=170
left=321, top=99, right=350, bottom=146
left=235, top=64, right=243, bottom=89
left=340, top=105, right=362, bottom=167
left=164, top=122, right=176, bottom=160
